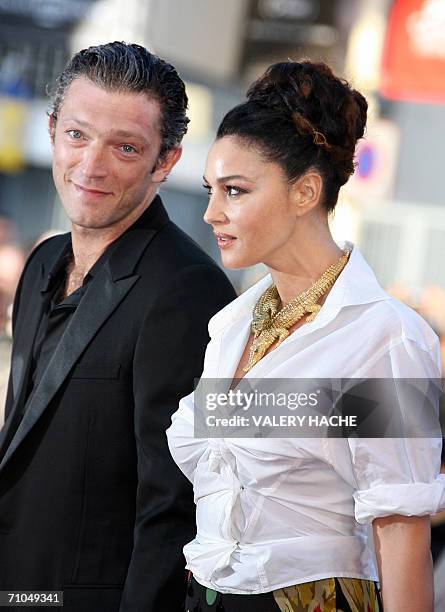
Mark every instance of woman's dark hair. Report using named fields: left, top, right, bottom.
left=48, top=41, right=189, bottom=160
left=217, top=60, right=367, bottom=212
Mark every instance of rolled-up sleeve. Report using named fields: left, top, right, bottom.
left=328, top=335, right=445, bottom=525
left=350, top=437, right=445, bottom=524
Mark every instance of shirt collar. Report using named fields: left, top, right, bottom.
left=208, top=240, right=390, bottom=338
left=43, top=230, right=126, bottom=295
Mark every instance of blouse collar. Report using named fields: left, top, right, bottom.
left=208, top=240, right=390, bottom=339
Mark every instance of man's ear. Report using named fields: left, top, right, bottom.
left=48, top=114, right=56, bottom=147
left=291, top=170, right=323, bottom=216
left=151, top=146, right=182, bottom=183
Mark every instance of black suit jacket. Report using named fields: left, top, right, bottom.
left=0, top=196, right=236, bottom=612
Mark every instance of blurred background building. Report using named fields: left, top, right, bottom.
left=1, top=2, right=445, bottom=373
left=1, top=0, right=445, bottom=293
left=1, top=0, right=445, bottom=606
left=2, top=0, right=445, bottom=397
left=2, top=0, right=445, bottom=290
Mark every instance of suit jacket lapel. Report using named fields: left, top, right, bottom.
left=0, top=289, right=48, bottom=461
left=0, top=240, right=69, bottom=460
left=0, top=264, right=139, bottom=472
left=0, top=196, right=170, bottom=473
left=10, top=237, right=71, bottom=406
left=10, top=264, right=50, bottom=403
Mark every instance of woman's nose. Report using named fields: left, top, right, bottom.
left=203, top=193, right=228, bottom=226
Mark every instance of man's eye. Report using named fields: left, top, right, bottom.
left=67, top=130, right=82, bottom=139
left=120, top=144, right=137, bottom=154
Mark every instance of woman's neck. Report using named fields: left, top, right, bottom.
left=266, top=229, right=345, bottom=306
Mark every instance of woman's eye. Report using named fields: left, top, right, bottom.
left=67, top=129, right=82, bottom=139
left=120, top=144, right=137, bottom=154
left=226, top=185, right=244, bottom=197
left=202, top=183, right=212, bottom=196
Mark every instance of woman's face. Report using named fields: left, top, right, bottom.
left=203, top=136, right=299, bottom=269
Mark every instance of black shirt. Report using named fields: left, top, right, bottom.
left=25, top=240, right=115, bottom=406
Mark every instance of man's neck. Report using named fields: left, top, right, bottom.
left=69, top=199, right=153, bottom=277
left=70, top=234, right=114, bottom=279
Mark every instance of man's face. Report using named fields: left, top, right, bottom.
left=50, top=77, right=177, bottom=232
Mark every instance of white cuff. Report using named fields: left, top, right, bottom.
left=353, top=478, right=445, bottom=524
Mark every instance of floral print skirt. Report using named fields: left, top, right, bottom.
left=185, top=573, right=383, bottom=612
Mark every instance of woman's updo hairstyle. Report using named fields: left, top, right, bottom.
left=217, top=60, right=367, bottom=212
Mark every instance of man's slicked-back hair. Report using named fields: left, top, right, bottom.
left=48, top=41, right=189, bottom=159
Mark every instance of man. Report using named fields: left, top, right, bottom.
left=0, top=42, right=235, bottom=612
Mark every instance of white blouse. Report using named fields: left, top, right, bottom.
left=166, top=240, right=445, bottom=594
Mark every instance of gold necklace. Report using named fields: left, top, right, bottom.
left=243, top=249, right=351, bottom=372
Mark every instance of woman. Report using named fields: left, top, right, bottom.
left=167, top=61, right=445, bottom=611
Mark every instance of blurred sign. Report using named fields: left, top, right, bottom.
left=343, top=118, right=400, bottom=203
left=0, top=96, right=27, bottom=172
left=380, top=0, right=445, bottom=103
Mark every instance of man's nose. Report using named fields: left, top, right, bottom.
left=203, top=193, right=228, bottom=226
left=79, top=144, right=108, bottom=179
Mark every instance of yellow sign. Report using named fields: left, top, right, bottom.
left=0, top=96, right=28, bottom=173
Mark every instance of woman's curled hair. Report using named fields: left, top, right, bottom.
left=217, top=60, right=368, bottom=212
